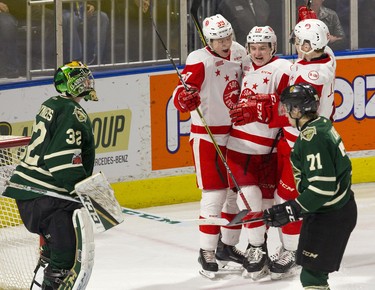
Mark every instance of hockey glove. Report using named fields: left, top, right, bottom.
left=263, top=200, right=302, bottom=227
left=230, top=94, right=274, bottom=125
left=297, top=5, right=317, bottom=22
left=176, top=87, right=201, bottom=113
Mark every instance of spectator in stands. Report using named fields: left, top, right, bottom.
left=217, top=0, right=270, bottom=46
left=298, top=0, right=345, bottom=50
left=326, top=0, right=374, bottom=49
left=0, top=2, right=20, bottom=78
left=61, top=2, right=109, bottom=64
left=1, top=0, right=109, bottom=77
left=110, top=0, right=179, bottom=62
left=1, top=1, right=56, bottom=72
left=357, top=0, right=374, bottom=48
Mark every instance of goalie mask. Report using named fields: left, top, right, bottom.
left=294, top=19, right=330, bottom=55
left=202, top=14, right=233, bottom=43
left=247, top=26, right=277, bottom=56
left=54, top=61, right=98, bottom=101
left=279, top=83, right=319, bottom=116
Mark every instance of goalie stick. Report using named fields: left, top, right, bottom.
left=4, top=172, right=123, bottom=233
left=5, top=179, right=247, bottom=227
left=3, top=180, right=236, bottom=227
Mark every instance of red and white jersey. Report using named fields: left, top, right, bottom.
left=284, top=50, right=336, bottom=148
left=227, top=56, right=291, bottom=154
left=172, top=41, right=247, bottom=146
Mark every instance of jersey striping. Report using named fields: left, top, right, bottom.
left=227, top=56, right=290, bottom=154
left=4, top=96, right=95, bottom=200
left=292, top=117, right=352, bottom=213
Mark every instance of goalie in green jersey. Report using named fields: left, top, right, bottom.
left=263, top=83, right=357, bottom=290
left=4, top=61, right=98, bottom=290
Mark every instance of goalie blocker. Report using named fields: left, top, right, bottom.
left=74, top=172, right=124, bottom=233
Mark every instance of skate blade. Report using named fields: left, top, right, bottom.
left=243, top=266, right=270, bottom=281
left=217, top=260, right=244, bottom=271
left=199, top=266, right=243, bottom=280
left=219, top=265, right=244, bottom=273
left=199, top=269, right=216, bottom=279
left=270, top=265, right=301, bottom=280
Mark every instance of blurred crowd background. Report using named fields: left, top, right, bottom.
left=0, top=0, right=373, bottom=82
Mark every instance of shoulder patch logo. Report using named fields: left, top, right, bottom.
left=301, top=127, right=316, bottom=141
left=73, top=107, right=87, bottom=122
left=72, top=153, right=82, bottom=165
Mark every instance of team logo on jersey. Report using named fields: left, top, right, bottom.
left=72, top=153, right=82, bottom=165
left=73, top=107, right=87, bottom=122
left=308, top=70, right=319, bottom=80
left=223, top=80, right=240, bottom=108
left=301, top=127, right=317, bottom=141
left=240, top=88, right=255, bottom=99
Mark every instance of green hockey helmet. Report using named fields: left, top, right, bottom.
left=280, top=83, right=319, bottom=115
left=54, top=61, right=98, bottom=101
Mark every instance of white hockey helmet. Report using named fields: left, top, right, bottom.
left=294, top=19, right=330, bottom=53
left=247, top=26, right=277, bottom=54
left=202, top=14, right=233, bottom=42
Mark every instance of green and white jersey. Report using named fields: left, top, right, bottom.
left=291, top=117, right=352, bottom=213
left=4, top=95, right=95, bottom=200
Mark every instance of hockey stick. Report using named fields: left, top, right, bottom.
left=190, top=0, right=207, bottom=47
left=4, top=179, right=265, bottom=227
left=4, top=173, right=123, bottom=233
left=2, top=179, right=230, bottom=227
left=290, top=0, right=313, bottom=44
left=122, top=207, right=265, bottom=226
left=122, top=207, right=230, bottom=226
left=226, top=210, right=265, bottom=226
left=189, top=0, right=251, bottom=211
left=307, top=0, right=313, bottom=9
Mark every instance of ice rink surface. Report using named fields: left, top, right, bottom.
left=88, top=183, right=375, bottom=289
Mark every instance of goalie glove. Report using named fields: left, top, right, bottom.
left=229, top=94, right=275, bottom=125
left=297, top=5, right=317, bottom=22
left=176, top=86, right=201, bottom=113
left=263, top=200, right=302, bottom=227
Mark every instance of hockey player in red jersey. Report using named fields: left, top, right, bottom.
left=227, top=26, right=290, bottom=279
left=227, top=5, right=337, bottom=279
left=172, top=14, right=247, bottom=278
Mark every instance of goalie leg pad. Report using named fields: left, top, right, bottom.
left=47, top=208, right=95, bottom=290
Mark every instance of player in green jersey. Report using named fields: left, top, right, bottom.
left=4, top=61, right=98, bottom=289
left=263, top=83, right=357, bottom=289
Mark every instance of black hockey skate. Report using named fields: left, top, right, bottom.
left=269, top=249, right=301, bottom=280
left=215, top=239, right=246, bottom=266
left=243, top=243, right=270, bottom=280
left=198, top=248, right=218, bottom=279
